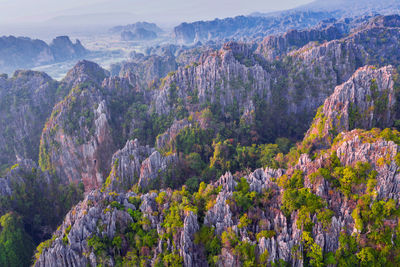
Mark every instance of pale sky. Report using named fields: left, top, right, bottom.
left=0, top=0, right=315, bottom=25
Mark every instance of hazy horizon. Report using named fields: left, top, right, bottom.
left=0, top=0, right=314, bottom=27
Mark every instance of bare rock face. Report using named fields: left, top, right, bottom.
left=180, top=212, right=207, bottom=267
left=138, top=151, right=178, bottom=189
left=39, top=61, right=115, bottom=190
left=106, top=139, right=154, bottom=191
left=246, top=167, right=285, bottom=193
left=103, top=137, right=180, bottom=192
left=0, top=158, right=38, bottom=198
left=204, top=191, right=234, bottom=236
left=153, top=42, right=270, bottom=118
left=34, top=191, right=135, bottom=267
left=256, top=20, right=349, bottom=61
left=0, top=70, right=66, bottom=167
left=334, top=130, right=400, bottom=199
left=114, top=52, right=177, bottom=90
left=34, top=189, right=206, bottom=267
left=305, top=65, right=398, bottom=146
left=156, top=119, right=191, bottom=151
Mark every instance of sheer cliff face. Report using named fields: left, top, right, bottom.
left=0, top=71, right=67, bottom=168
left=153, top=42, right=271, bottom=116
left=256, top=21, right=350, bottom=61
left=38, top=61, right=114, bottom=190
left=305, top=65, right=398, bottom=146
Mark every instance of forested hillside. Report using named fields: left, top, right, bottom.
left=1, top=13, right=400, bottom=267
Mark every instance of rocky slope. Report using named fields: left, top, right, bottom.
left=103, top=139, right=179, bottom=192
left=173, top=0, right=400, bottom=46
left=49, top=36, right=87, bottom=62
left=173, top=11, right=337, bottom=44
left=115, top=52, right=177, bottom=90
left=157, top=15, right=400, bottom=141
left=0, top=70, right=68, bottom=170
left=22, top=14, right=400, bottom=267
left=255, top=19, right=351, bottom=61
left=33, top=125, right=400, bottom=266
left=0, top=157, right=83, bottom=243
left=2, top=9, right=400, bottom=267
left=35, top=15, right=400, bottom=193
left=39, top=61, right=114, bottom=190
left=0, top=35, right=88, bottom=74
left=304, top=65, right=399, bottom=148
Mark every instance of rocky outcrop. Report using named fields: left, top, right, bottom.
left=49, top=36, right=87, bottom=62
left=305, top=65, right=398, bottom=145
left=290, top=18, right=400, bottom=86
left=0, top=70, right=67, bottom=167
left=156, top=119, right=191, bottom=150
left=34, top=124, right=400, bottom=265
left=334, top=130, right=400, bottom=199
left=256, top=20, right=350, bottom=61
left=154, top=15, right=400, bottom=143
left=116, top=53, right=177, bottom=89
left=34, top=191, right=135, bottom=267
left=246, top=167, right=285, bottom=193
left=39, top=61, right=114, bottom=190
left=103, top=138, right=180, bottom=192
left=0, top=159, right=38, bottom=198
left=34, top=189, right=205, bottom=267
left=0, top=35, right=88, bottom=74
left=153, top=42, right=270, bottom=117
left=10, top=12, right=400, bottom=267
left=204, top=188, right=234, bottom=236
left=180, top=212, right=205, bottom=267
left=106, top=139, right=154, bottom=191
left=138, top=151, right=178, bottom=189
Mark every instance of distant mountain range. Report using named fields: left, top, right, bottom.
left=254, top=0, right=400, bottom=17
left=0, top=35, right=88, bottom=74
left=174, top=0, right=400, bottom=44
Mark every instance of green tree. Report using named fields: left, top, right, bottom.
left=0, top=212, right=34, bottom=267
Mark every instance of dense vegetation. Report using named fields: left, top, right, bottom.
left=51, top=125, right=400, bottom=266
left=3, top=13, right=400, bottom=267
left=0, top=165, right=83, bottom=266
